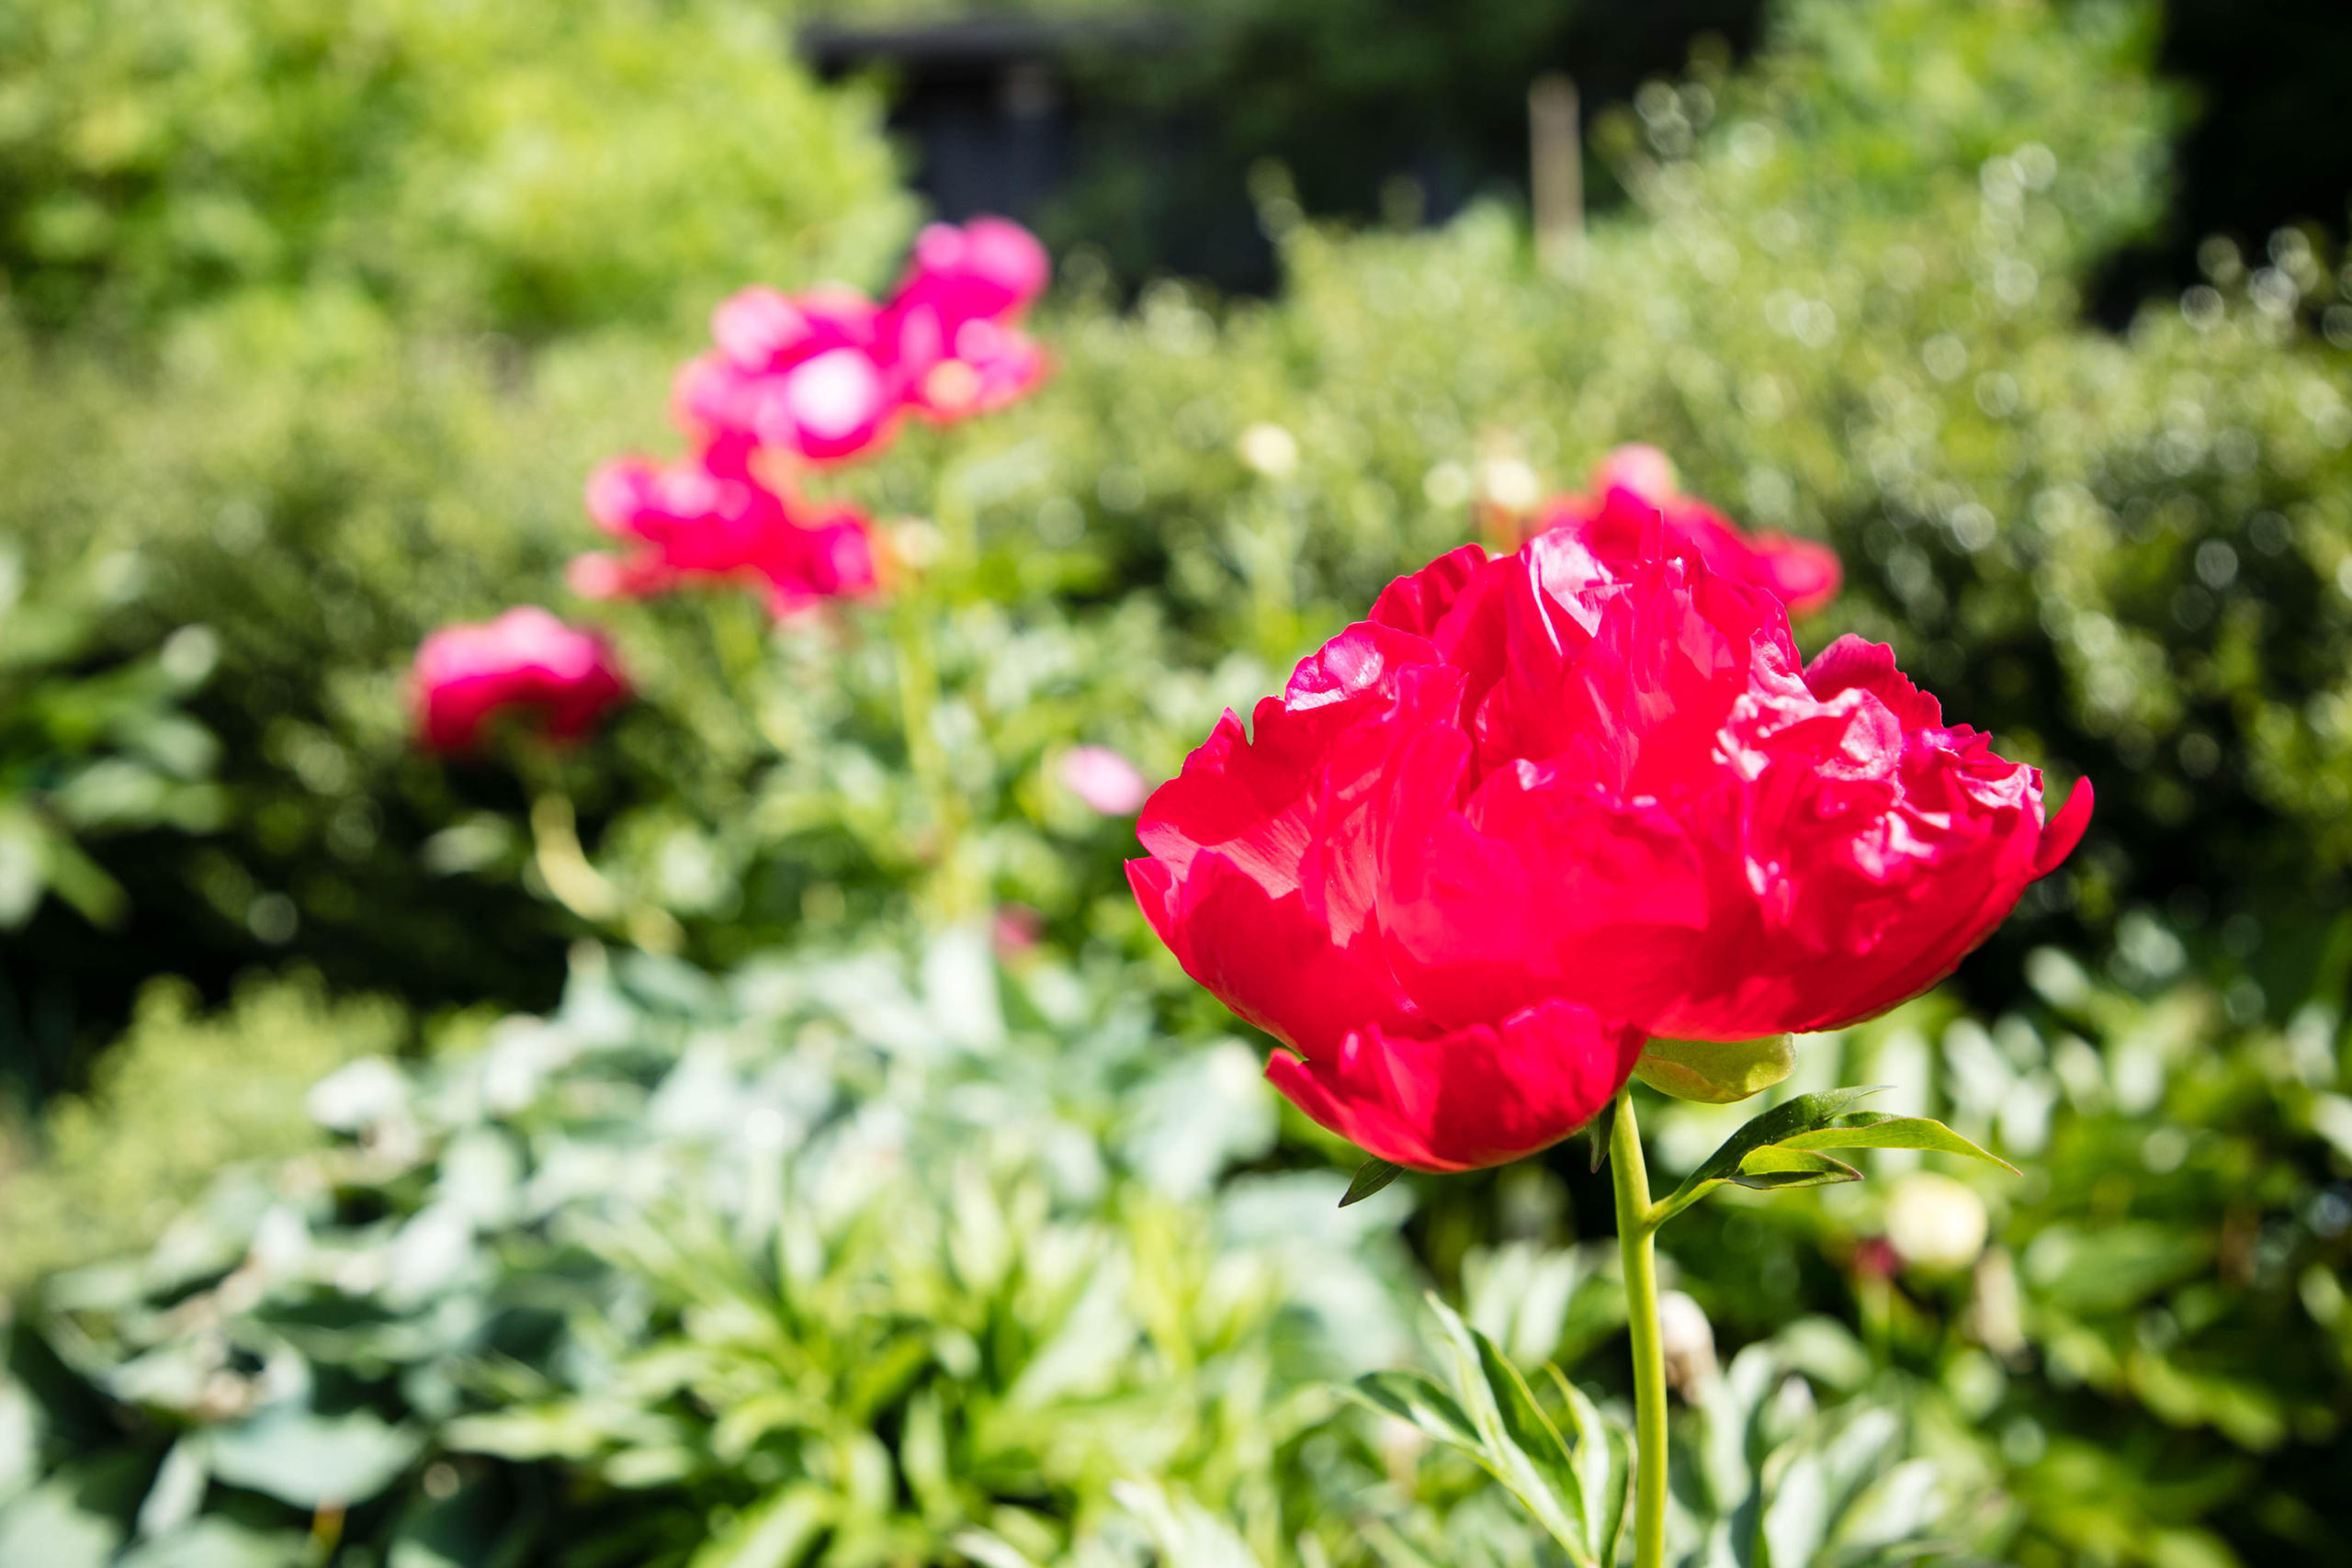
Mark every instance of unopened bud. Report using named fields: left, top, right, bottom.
left=1657, top=1289, right=1717, bottom=1401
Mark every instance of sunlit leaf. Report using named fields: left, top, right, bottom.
left=1340, top=1157, right=1405, bottom=1207
left=1778, top=1113, right=2019, bottom=1173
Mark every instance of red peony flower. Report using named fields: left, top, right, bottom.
left=1532, top=444, right=1843, bottom=615
left=879, top=217, right=1051, bottom=423
left=580, top=440, right=878, bottom=615
left=1128, top=526, right=2089, bottom=1171
left=673, top=285, right=900, bottom=467
left=412, top=608, right=628, bottom=754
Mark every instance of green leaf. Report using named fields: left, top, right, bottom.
left=119, top=1519, right=303, bottom=1568
left=202, top=1406, right=420, bottom=1510
left=1652, top=1092, right=2021, bottom=1227
left=1426, top=1297, right=1596, bottom=1566
left=688, top=1486, right=829, bottom=1568
left=1633, top=1035, right=1796, bottom=1104
left=1340, top=1157, right=1405, bottom=1207
left=1653, top=1088, right=1886, bottom=1226
left=1546, top=1365, right=1631, bottom=1566
left=1343, top=1371, right=1480, bottom=1450
left=1730, top=1145, right=1863, bottom=1190
left=0, top=1484, right=121, bottom=1568
left=1777, top=1113, right=2020, bottom=1174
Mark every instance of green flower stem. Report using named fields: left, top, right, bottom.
left=1611, top=1089, right=1669, bottom=1568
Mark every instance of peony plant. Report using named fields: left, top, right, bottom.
left=1129, top=511, right=2090, bottom=1567
left=406, top=218, right=1056, bottom=934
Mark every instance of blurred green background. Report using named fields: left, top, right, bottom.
left=3, top=0, right=2351, bottom=1563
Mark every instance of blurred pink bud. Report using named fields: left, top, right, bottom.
left=1061, top=745, right=1149, bottom=816
left=412, top=608, right=628, bottom=754
left=904, top=217, right=1050, bottom=321
left=993, top=903, right=1045, bottom=959
left=566, top=552, right=629, bottom=600
left=1590, top=442, right=1679, bottom=502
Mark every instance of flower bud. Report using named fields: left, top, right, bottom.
left=1657, top=1289, right=1718, bottom=1400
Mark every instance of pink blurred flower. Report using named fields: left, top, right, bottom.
left=1062, top=745, right=1150, bottom=816
left=581, top=443, right=878, bottom=615
left=673, top=285, right=900, bottom=467
left=412, top=608, right=628, bottom=754
left=879, top=217, right=1052, bottom=423
left=1532, top=443, right=1844, bottom=616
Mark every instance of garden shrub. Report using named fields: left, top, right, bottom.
left=0, top=0, right=911, bottom=337
left=0, top=971, right=406, bottom=1291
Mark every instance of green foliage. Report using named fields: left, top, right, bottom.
left=0, top=937, right=1423, bottom=1566
left=2, top=0, right=2349, bottom=1563
left=0, top=972, right=404, bottom=1289
left=0, top=0, right=912, bottom=336
left=1348, top=1295, right=1631, bottom=1568
left=0, top=542, right=222, bottom=933
left=1627, top=935, right=2352, bottom=1565
left=1650, top=1091, right=2013, bottom=1225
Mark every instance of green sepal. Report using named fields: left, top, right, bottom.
left=1340, top=1157, right=1405, bottom=1207
left=1632, top=1034, right=1795, bottom=1104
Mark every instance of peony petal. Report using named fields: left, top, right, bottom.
left=1368, top=544, right=1490, bottom=637
left=1803, top=635, right=1943, bottom=729
left=1375, top=726, right=1708, bottom=1032
left=1128, top=850, right=1420, bottom=1059
left=2032, top=773, right=2094, bottom=875
left=1264, top=1000, right=1645, bottom=1172
left=1753, top=531, right=1843, bottom=615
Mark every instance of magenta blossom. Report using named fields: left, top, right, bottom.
left=673, top=285, right=900, bottom=467
left=880, top=218, right=1052, bottom=423
left=580, top=441, right=878, bottom=615
left=412, top=608, right=628, bottom=754
left=1128, top=525, right=2088, bottom=1171
left=1532, top=444, right=1843, bottom=616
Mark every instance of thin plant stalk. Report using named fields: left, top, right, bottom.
left=1611, top=1088, right=1669, bottom=1568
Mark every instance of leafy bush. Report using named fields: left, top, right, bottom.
left=0, top=972, right=406, bottom=1290
left=0, top=0, right=911, bottom=337
left=3, top=935, right=2059, bottom=1568
left=0, top=936, right=1417, bottom=1566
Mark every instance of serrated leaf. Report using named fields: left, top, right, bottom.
left=1340, top=1157, right=1405, bottom=1207
left=1777, top=1113, right=2019, bottom=1174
